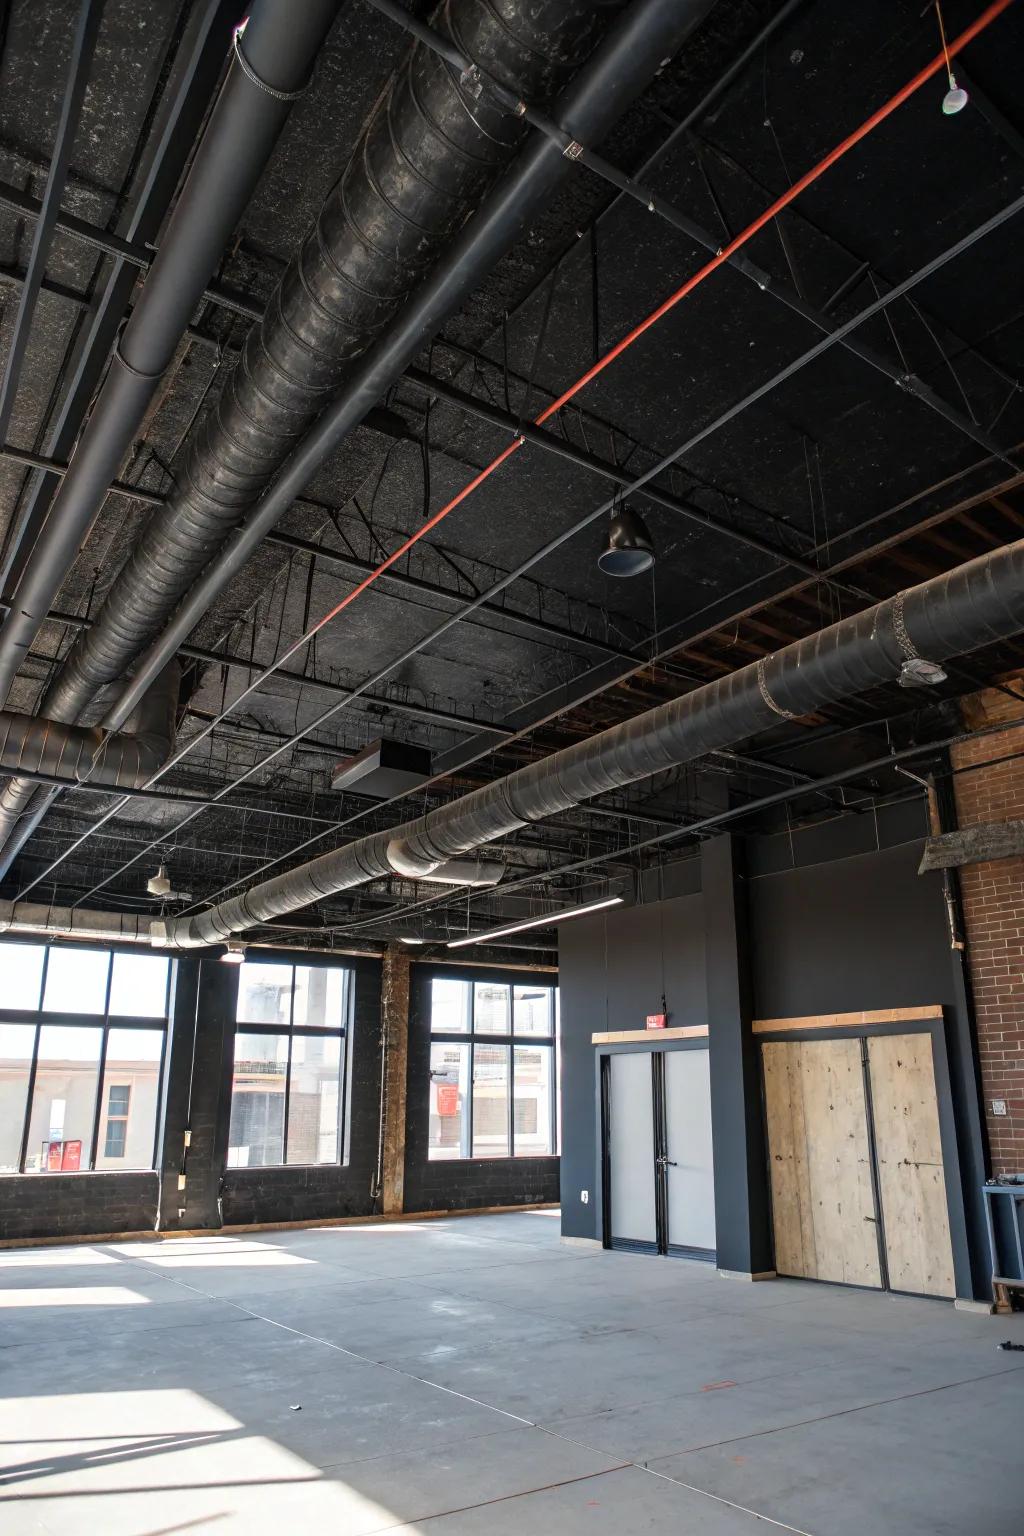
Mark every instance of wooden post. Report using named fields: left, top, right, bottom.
left=380, top=944, right=411, bottom=1216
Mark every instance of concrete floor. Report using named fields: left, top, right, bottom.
left=1, top=1210, right=1022, bottom=1535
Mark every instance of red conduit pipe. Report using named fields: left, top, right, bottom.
left=11, top=1, right=1015, bottom=909
left=53, top=0, right=1019, bottom=813
left=280, top=0, right=1014, bottom=661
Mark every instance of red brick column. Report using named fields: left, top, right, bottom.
left=952, top=687, right=1024, bottom=1174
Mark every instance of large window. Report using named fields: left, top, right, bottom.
left=0, top=942, right=170, bottom=1174
left=427, top=976, right=558, bottom=1160
left=227, top=960, right=352, bottom=1169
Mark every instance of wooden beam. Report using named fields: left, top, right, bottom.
left=591, top=1025, right=709, bottom=1043
left=753, top=1006, right=941, bottom=1034
left=380, top=945, right=411, bottom=1215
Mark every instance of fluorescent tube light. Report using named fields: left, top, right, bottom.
left=445, top=895, right=623, bottom=949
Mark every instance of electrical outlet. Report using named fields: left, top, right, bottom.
left=992, top=1099, right=1008, bottom=1116
left=580, top=1189, right=589, bottom=1205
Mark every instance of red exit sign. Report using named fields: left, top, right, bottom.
left=646, top=1012, right=667, bottom=1030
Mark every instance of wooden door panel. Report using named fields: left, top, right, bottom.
left=867, top=1034, right=955, bottom=1298
left=763, top=1039, right=881, bottom=1286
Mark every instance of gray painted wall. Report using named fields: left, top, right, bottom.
left=557, top=811, right=990, bottom=1291
left=559, top=891, right=707, bottom=1240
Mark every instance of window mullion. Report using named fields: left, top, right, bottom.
left=89, top=1027, right=111, bottom=1171
left=18, top=1021, right=41, bottom=1174
left=87, top=956, right=116, bottom=1170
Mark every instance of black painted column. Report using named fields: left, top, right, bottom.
left=157, top=957, right=236, bottom=1231
left=702, top=833, right=774, bottom=1278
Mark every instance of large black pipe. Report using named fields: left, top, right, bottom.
left=3, top=5, right=699, bottom=892
left=0, top=2, right=244, bottom=598
left=0, top=0, right=642, bottom=876
left=103, top=0, right=719, bottom=734
left=159, top=537, right=1024, bottom=945
left=0, top=1, right=341, bottom=863
left=0, top=1, right=338, bottom=709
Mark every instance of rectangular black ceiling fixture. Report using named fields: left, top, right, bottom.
left=330, top=738, right=432, bottom=799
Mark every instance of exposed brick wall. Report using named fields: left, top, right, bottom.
left=952, top=688, right=1024, bottom=1174
left=0, top=1171, right=157, bottom=1242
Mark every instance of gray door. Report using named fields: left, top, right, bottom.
left=608, top=1052, right=657, bottom=1247
left=664, top=1048, right=716, bottom=1256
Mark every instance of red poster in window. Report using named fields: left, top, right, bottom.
left=45, top=1141, right=63, bottom=1171
left=61, top=1140, right=82, bottom=1171
left=436, top=1084, right=459, bottom=1117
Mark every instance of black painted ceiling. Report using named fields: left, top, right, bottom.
left=1, top=0, right=1022, bottom=959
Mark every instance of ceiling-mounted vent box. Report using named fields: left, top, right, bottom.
left=330, top=738, right=432, bottom=799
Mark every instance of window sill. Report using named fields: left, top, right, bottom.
left=0, top=1168, right=157, bottom=1181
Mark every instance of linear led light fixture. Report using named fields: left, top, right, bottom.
left=445, top=895, right=624, bottom=949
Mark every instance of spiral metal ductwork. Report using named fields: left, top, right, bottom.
left=156, top=539, right=1024, bottom=947
left=0, top=0, right=624, bottom=866
left=0, top=0, right=343, bottom=863
left=0, top=663, right=178, bottom=791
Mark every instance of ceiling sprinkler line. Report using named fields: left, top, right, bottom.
left=16, top=0, right=1015, bottom=907
left=126, top=0, right=1016, bottom=789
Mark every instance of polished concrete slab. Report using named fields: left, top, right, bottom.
left=1, top=1209, right=1022, bottom=1534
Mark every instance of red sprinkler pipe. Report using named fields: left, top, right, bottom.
left=94, top=0, right=1019, bottom=786
left=278, top=0, right=1014, bottom=665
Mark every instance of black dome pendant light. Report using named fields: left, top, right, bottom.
left=597, top=500, right=655, bottom=577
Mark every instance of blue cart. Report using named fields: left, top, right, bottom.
left=983, top=1178, right=1024, bottom=1313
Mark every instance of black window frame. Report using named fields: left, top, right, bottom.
left=228, top=958, right=354, bottom=1169
left=0, top=940, right=172, bottom=1175
left=427, top=969, right=559, bottom=1161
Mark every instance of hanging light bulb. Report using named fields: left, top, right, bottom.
left=942, top=73, right=968, bottom=114
left=935, top=2, right=968, bottom=114
left=597, top=503, right=655, bottom=577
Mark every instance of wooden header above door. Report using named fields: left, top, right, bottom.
left=752, top=1006, right=941, bottom=1035
left=592, top=1025, right=709, bottom=1044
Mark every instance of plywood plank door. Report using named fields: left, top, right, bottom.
left=763, top=1039, right=881, bottom=1287
left=867, top=1034, right=955, bottom=1298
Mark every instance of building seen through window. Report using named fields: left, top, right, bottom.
left=227, top=960, right=351, bottom=1168
left=0, top=943, right=170, bottom=1174
left=427, top=977, right=559, bottom=1161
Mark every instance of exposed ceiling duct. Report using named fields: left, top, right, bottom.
left=82, top=0, right=717, bottom=738
left=0, top=662, right=178, bottom=790
left=0, top=0, right=342, bottom=860
left=155, top=538, right=1024, bottom=947
left=0, top=0, right=642, bottom=870
left=0, top=899, right=153, bottom=943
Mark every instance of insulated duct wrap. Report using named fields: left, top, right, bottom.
left=158, top=540, right=1024, bottom=947
left=0, top=663, right=178, bottom=789
left=0, top=0, right=623, bottom=864
left=33, top=0, right=621, bottom=724
left=0, top=0, right=342, bottom=859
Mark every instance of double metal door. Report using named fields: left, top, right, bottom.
left=603, top=1046, right=715, bottom=1260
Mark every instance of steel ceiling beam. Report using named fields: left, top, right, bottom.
left=0, top=1, right=244, bottom=595
left=0, top=0, right=104, bottom=454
